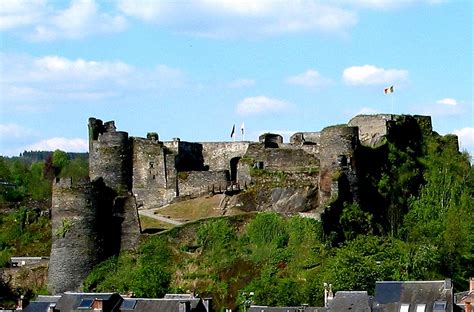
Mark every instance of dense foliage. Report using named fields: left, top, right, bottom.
left=0, top=151, right=89, bottom=308
left=0, top=151, right=88, bottom=204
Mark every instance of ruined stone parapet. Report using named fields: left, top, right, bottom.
left=48, top=178, right=102, bottom=294
left=259, top=133, right=283, bottom=148
left=348, top=114, right=394, bottom=147
left=318, top=125, right=359, bottom=206
left=290, top=132, right=320, bottom=146
left=89, top=129, right=131, bottom=194
left=348, top=114, right=433, bottom=147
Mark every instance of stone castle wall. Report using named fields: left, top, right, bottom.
left=200, top=142, right=250, bottom=171
left=177, top=170, right=230, bottom=196
left=244, top=142, right=320, bottom=172
left=348, top=114, right=433, bottom=147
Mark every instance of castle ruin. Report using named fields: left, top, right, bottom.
left=48, top=113, right=439, bottom=294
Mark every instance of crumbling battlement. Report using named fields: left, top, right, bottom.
left=348, top=114, right=433, bottom=147
left=86, top=114, right=435, bottom=210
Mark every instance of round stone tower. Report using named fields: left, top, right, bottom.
left=318, top=125, right=359, bottom=206
left=48, top=178, right=103, bottom=294
left=89, top=120, right=131, bottom=194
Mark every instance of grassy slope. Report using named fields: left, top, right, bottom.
left=154, top=194, right=245, bottom=222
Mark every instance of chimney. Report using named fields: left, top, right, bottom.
left=202, top=298, right=212, bottom=312
left=16, top=295, right=25, bottom=310
left=323, top=283, right=334, bottom=308
left=92, top=299, right=103, bottom=310
left=444, top=278, right=452, bottom=290
left=470, top=277, right=474, bottom=293
left=179, top=301, right=190, bottom=312
left=328, top=285, right=334, bottom=303
left=49, top=303, right=56, bottom=312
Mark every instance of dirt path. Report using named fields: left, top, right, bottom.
left=138, top=209, right=184, bottom=226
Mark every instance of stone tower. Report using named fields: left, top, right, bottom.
left=48, top=178, right=104, bottom=294
left=88, top=118, right=140, bottom=252
left=318, top=125, right=359, bottom=206
left=89, top=119, right=131, bottom=194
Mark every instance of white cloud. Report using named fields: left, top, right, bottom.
left=415, top=99, right=466, bottom=117
left=228, top=79, right=256, bottom=88
left=342, top=64, right=408, bottom=86
left=118, top=0, right=358, bottom=38
left=32, top=0, right=126, bottom=41
left=437, top=98, right=458, bottom=106
left=236, top=96, right=290, bottom=115
left=336, top=0, right=446, bottom=10
left=286, top=69, right=331, bottom=88
left=25, top=137, right=88, bottom=152
left=0, top=53, right=186, bottom=105
left=0, top=123, right=34, bottom=138
left=453, top=127, right=474, bottom=150
left=0, top=0, right=45, bottom=30
left=1, top=0, right=126, bottom=41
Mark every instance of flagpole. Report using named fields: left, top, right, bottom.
left=391, top=92, right=394, bottom=115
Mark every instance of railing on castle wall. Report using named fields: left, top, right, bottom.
left=207, top=181, right=246, bottom=194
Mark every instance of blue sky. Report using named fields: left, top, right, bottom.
left=0, top=0, right=472, bottom=157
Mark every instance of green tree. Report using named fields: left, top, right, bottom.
left=52, top=150, right=70, bottom=176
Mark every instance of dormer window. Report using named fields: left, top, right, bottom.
left=77, top=299, right=93, bottom=309
left=416, top=304, right=426, bottom=312
left=433, top=301, right=447, bottom=311
left=400, top=304, right=409, bottom=312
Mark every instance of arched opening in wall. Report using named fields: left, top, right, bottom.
left=230, top=157, right=241, bottom=182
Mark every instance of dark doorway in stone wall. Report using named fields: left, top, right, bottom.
left=230, top=157, right=241, bottom=182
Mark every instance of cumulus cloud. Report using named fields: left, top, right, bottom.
left=25, top=137, right=88, bottom=152
left=286, top=69, right=331, bottom=88
left=0, top=53, right=186, bottom=105
left=437, top=98, right=458, bottom=106
left=228, top=79, right=256, bottom=88
left=453, top=127, right=474, bottom=150
left=118, top=0, right=358, bottom=38
left=342, top=65, right=408, bottom=86
left=1, top=0, right=126, bottom=41
left=236, top=96, right=290, bottom=115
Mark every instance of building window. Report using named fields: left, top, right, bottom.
left=77, top=299, right=93, bottom=309
left=400, top=304, right=410, bottom=312
left=416, top=304, right=426, bottom=312
left=433, top=301, right=447, bottom=311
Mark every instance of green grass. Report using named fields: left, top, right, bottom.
left=154, top=195, right=245, bottom=222
left=139, top=215, right=173, bottom=231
